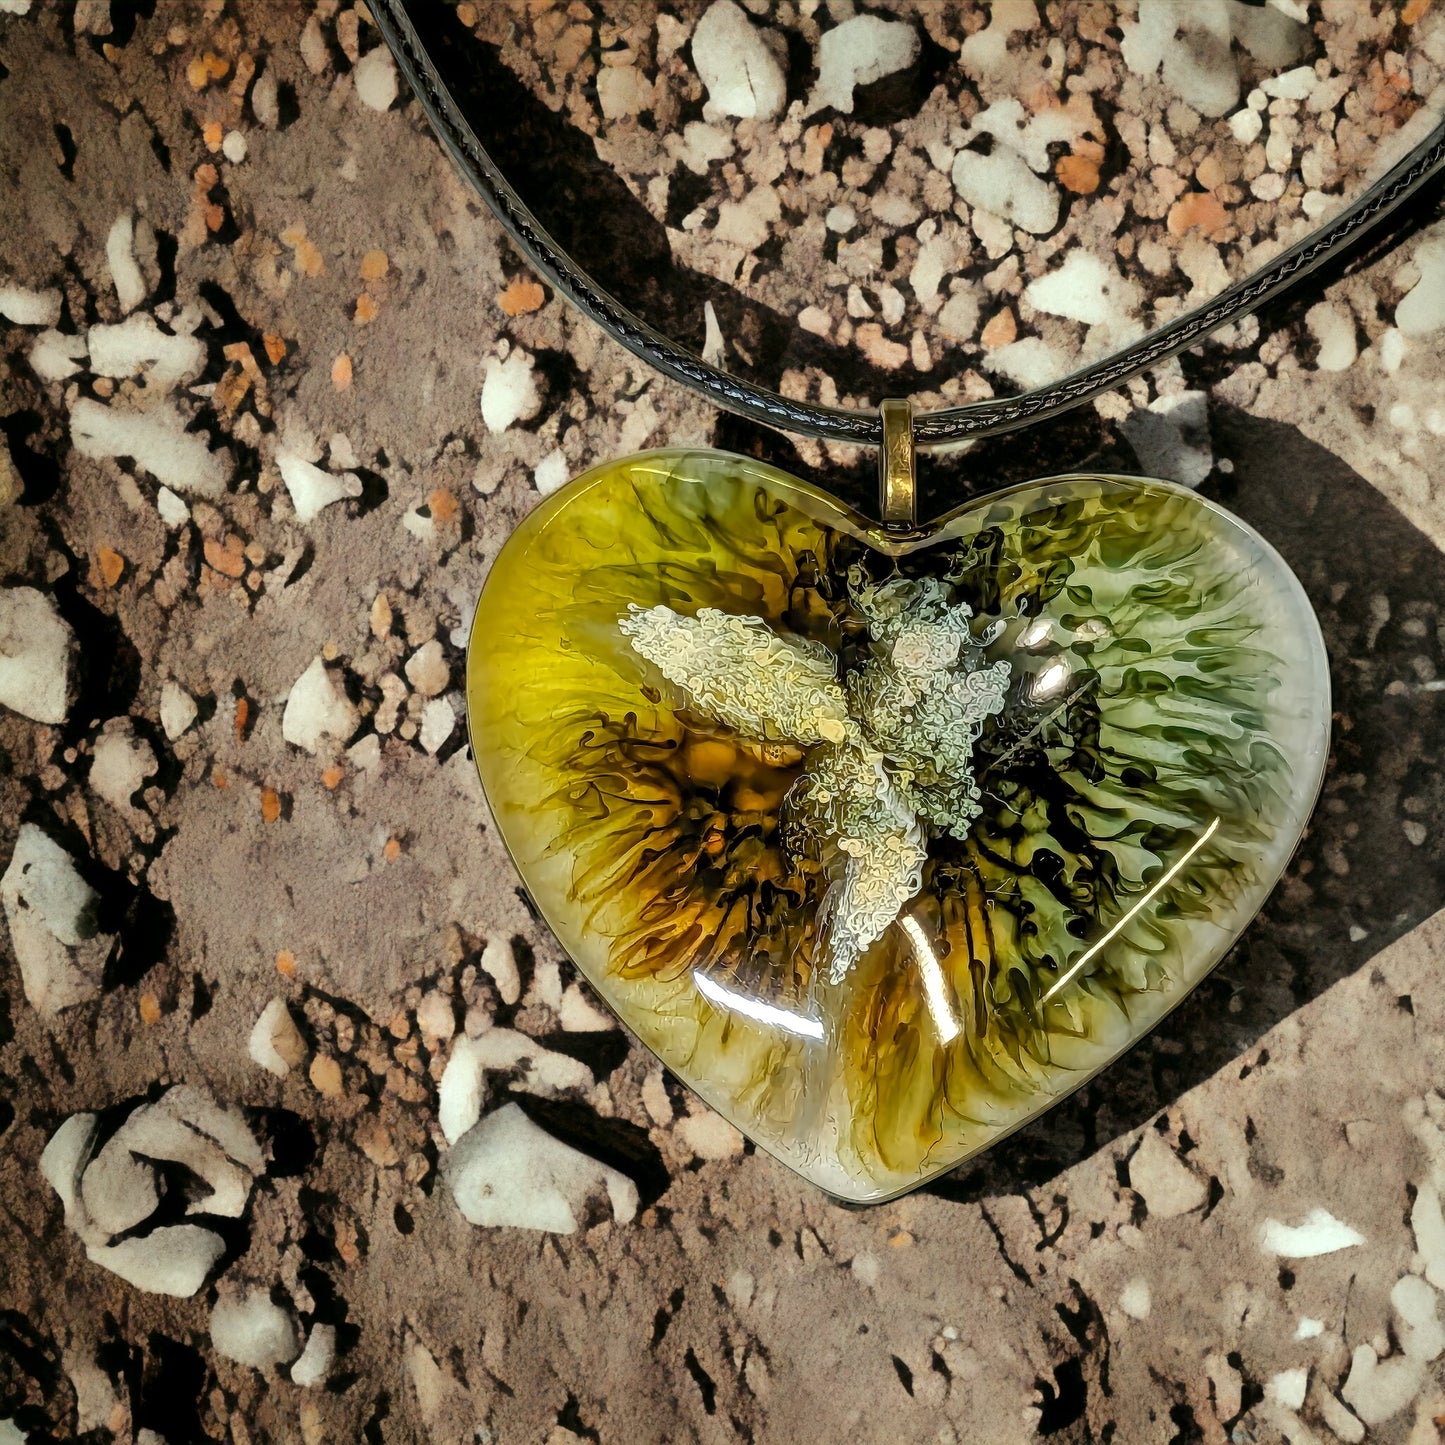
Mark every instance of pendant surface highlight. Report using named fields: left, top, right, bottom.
left=467, top=450, right=1329, bottom=1203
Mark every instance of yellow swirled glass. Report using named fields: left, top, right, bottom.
left=467, top=450, right=1329, bottom=1203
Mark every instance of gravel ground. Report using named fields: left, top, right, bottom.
left=4, top=3, right=1445, bottom=1442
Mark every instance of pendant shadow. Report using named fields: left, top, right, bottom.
left=928, top=404, right=1445, bottom=1203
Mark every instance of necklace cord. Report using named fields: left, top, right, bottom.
left=373, top=0, right=1445, bottom=451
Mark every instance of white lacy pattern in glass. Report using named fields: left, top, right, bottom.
left=619, top=573, right=1011, bottom=984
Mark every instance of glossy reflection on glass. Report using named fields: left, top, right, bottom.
left=467, top=451, right=1330, bottom=1203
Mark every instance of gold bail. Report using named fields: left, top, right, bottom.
left=878, top=398, right=916, bottom=530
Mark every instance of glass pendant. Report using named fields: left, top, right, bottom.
left=467, top=449, right=1328, bottom=1203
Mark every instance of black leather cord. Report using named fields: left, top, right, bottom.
left=373, top=0, right=1445, bottom=450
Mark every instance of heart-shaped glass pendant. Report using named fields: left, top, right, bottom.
left=467, top=450, right=1329, bottom=1203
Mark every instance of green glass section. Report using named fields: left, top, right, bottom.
left=468, top=450, right=1329, bottom=1202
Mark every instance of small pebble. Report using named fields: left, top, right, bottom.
left=308, top=1054, right=344, bottom=1098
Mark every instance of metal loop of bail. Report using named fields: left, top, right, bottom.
left=878, top=398, right=917, bottom=530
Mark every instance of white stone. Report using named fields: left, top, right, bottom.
left=354, top=45, right=397, bottom=111
left=714, top=186, right=780, bottom=250
left=1341, top=1343, right=1422, bottom=1427
left=71, top=397, right=230, bottom=496
left=909, top=234, right=953, bottom=307
left=439, top=1035, right=487, bottom=1145
left=692, top=0, right=786, bottom=122
left=1243, top=1, right=1309, bottom=57
left=282, top=657, right=358, bottom=754
left=348, top=732, right=381, bottom=771
left=1024, top=251, right=1141, bottom=329
left=1295, top=1317, right=1325, bottom=1340
left=210, top=1291, right=299, bottom=1368
left=1397, top=236, right=1445, bottom=336
left=958, top=0, right=1034, bottom=82
left=470, top=1027, right=591, bottom=1095
left=0, top=1424, right=26, bottom=1445
left=299, top=12, right=327, bottom=73
left=965, top=96, right=1076, bottom=175
left=415, top=991, right=454, bottom=1042
left=1126, top=1132, right=1208, bottom=1217
left=807, top=13, right=920, bottom=116
left=534, top=448, right=569, bottom=496
left=221, top=130, right=247, bottom=164
left=29, top=329, right=86, bottom=382
left=937, top=290, right=980, bottom=342
left=100, top=1095, right=256, bottom=1219
left=1262, top=65, right=1316, bottom=100
left=445, top=1103, right=638, bottom=1233
left=277, top=449, right=361, bottom=524
left=1266, top=1367, right=1308, bottom=1410
left=983, top=337, right=1067, bottom=391
left=1259, top=1207, right=1365, bottom=1258
left=82, top=1129, right=160, bottom=1235
left=1227, top=106, right=1264, bottom=145
left=1, top=825, right=108, bottom=1015
left=1306, top=301, right=1356, bottom=371
left=480, top=936, right=521, bottom=1005
left=290, top=1324, right=336, bottom=1387
left=1378, top=328, right=1406, bottom=375
left=1411, top=1183, right=1445, bottom=1290
left=252, top=69, right=279, bottom=128
left=88, top=313, right=205, bottom=392
left=159, top=680, right=197, bottom=739
left=86, top=1226, right=226, bottom=1298
left=155, top=486, right=189, bottom=528
left=106, top=212, right=146, bottom=314
left=1119, top=1278, right=1151, bottom=1320
left=678, top=1110, right=743, bottom=1160
left=1250, top=171, right=1286, bottom=203
left=560, top=983, right=613, bottom=1032
left=480, top=351, right=541, bottom=433
left=1120, top=391, right=1213, bottom=488
left=90, top=720, right=157, bottom=815
left=163, top=1084, right=264, bottom=1171
left=404, top=639, right=449, bottom=697
left=0, top=282, right=61, bottom=327
left=597, top=65, right=653, bottom=120
left=1318, top=1392, right=1365, bottom=1444
left=850, top=1252, right=880, bottom=1287
left=668, top=120, right=734, bottom=175
left=1121, top=0, right=1238, bottom=118
left=1393, top=1273, right=1445, bottom=1362
left=418, top=695, right=455, bottom=754
left=39, top=1112, right=98, bottom=1225
left=951, top=148, right=1059, bottom=235
left=249, top=997, right=307, bottom=1077
left=798, top=305, right=832, bottom=338
left=701, top=300, right=725, bottom=367
left=0, top=585, right=74, bottom=723
left=65, top=1345, right=118, bottom=1433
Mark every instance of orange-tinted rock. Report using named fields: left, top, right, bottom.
left=980, top=308, right=1017, bottom=349
left=1056, top=152, right=1101, bottom=195
left=1167, top=191, right=1229, bottom=238
left=498, top=278, right=546, bottom=316
left=96, top=547, right=124, bottom=588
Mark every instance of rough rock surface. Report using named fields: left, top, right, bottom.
left=3, top=4, right=1445, bottom=1443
